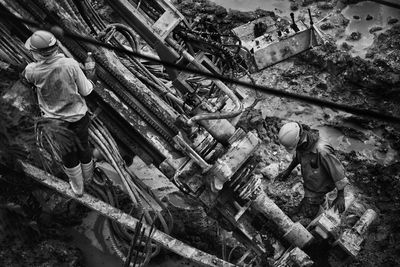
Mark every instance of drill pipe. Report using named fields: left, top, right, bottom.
left=252, top=191, right=314, bottom=248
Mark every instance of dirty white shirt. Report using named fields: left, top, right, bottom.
left=23, top=53, right=93, bottom=122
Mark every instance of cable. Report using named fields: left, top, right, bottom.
left=2, top=10, right=400, bottom=124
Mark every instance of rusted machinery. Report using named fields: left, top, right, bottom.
left=0, top=0, right=375, bottom=266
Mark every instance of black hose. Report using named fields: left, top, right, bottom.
left=89, top=175, right=162, bottom=262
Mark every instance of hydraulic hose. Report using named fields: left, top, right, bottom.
left=89, top=119, right=168, bottom=262
left=101, top=23, right=139, bottom=52
left=88, top=182, right=158, bottom=265
left=178, top=51, right=243, bottom=125
left=89, top=125, right=141, bottom=207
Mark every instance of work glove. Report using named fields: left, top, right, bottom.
left=275, top=169, right=291, bottom=181
left=331, top=190, right=345, bottom=213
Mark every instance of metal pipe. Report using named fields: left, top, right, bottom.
left=353, top=209, right=377, bottom=236
left=106, top=23, right=139, bottom=52
left=165, top=34, right=243, bottom=123
left=90, top=126, right=141, bottom=206
left=173, top=133, right=211, bottom=172
left=20, top=161, right=237, bottom=267
left=179, top=50, right=244, bottom=125
left=122, top=58, right=185, bottom=107
left=252, top=190, right=314, bottom=248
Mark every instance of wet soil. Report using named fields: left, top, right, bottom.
left=0, top=169, right=87, bottom=266
left=175, top=0, right=400, bottom=266
left=1, top=0, right=400, bottom=266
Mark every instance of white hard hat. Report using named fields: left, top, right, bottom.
left=25, top=30, right=57, bottom=51
left=278, top=122, right=301, bottom=153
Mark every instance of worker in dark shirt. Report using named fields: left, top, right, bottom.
left=276, top=122, right=349, bottom=219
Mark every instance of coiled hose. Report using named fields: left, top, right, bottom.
left=88, top=118, right=174, bottom=264
left=87, top=180, right=163, bottom=266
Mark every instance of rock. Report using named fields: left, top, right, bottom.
left=291, top=182, right=303, bottom=194
left=290, top=2, right=299, bottom=11
left=37, top=240, right=83, bottom=266
left=272, top=144, right=280, bottom=151
left=316, top=82, right=328, bottom=90
left=366, top=14, right=373, bottom=21
left=341, top=42, right=353, bottom=51
left=317, top=2, right=334, bottom=9
left=258, top=162, right=267, bottom=170
left=215, top=6, right=227, bottom=18
left=387, top=17, right=399, bottom=25
left=342, top=17, right=350, bottom=26
left=263, top=136, right=271, bottom=143
left=353, top=15, right=360, bottom=20
left=320, top=22, right=334, bottom=30
left=302, top=0, right=314, bottom=7
left=369, top=26, right=383, bottom=34
left=261, top=163, right=280, bottom=181
left=253, top=173, right=264, bottom=182
left=346, top=31, right=361, bottom=41
left=375, top=226, right=389, bottom=242
left=32, top=189, right=76, bottom=216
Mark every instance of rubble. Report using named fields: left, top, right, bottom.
left=261, top=163, right=280, bottom=181
left=320, top=22, right=335, bottom=30
left=388, top=16, right=399, bottom=25
left=369, top=26, right=383, bottom=33
left=346, top=31, right=362, bottom=41
left=290, top=3, right=299, bottom=11
left=317, top=2, right=335, bottom=10
left=341, top=41, right=353, bottom=51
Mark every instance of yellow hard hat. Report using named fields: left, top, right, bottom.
left=25, top=30, right=57, bottom=51
left=278, top=122, right=300, bottom=153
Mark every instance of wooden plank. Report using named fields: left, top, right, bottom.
left=20, top=161, right=237, bottom=267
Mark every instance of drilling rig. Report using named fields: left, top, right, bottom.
left=0, top=0, right=376, bottom=266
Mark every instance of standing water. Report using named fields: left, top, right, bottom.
left=210, top=0, right=399, bottom=58
left=210, top=0, right=292, bottom=15
left=337, top=1, right=400, bottom=58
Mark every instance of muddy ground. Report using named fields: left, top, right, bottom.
left=173, top=0, right=400, bottom=266
left=1, top=0, right=400, bottom=266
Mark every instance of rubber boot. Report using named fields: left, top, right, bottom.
left=81, top=159, right=94, bottom=184
left=64, top=164, right=84, bottom=197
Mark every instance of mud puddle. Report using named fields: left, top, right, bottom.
left=69, top=211, right=196, bottom=267
left=237, top=86, right=398, bottom=166
left=210, top=0, right=292, bottom=16
left=68, top=212, right=122, bottom=267
left=68, top=157, right=184, bottom=267
left=337, top=1, right=400, bottom=58
left=316, top=125, right=397, bottom=165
